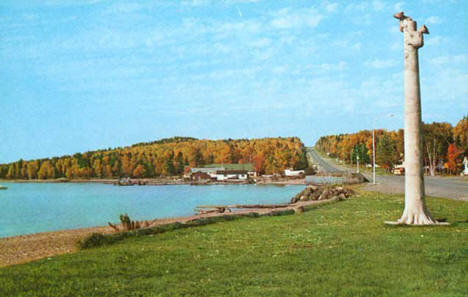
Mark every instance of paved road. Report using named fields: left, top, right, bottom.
left=364, top=175, right=468, bottom=201
left=307, top=148, right=343, bottom=173
left=307, top=147, right=468, bottom=201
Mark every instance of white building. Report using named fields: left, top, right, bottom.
left=215, top=170, right=248, bottom=181
left=284, top=169, right=305, bottom=177
left=190, top=167, right=224, bottom=179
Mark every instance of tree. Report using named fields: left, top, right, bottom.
left=0, top=137, right=308, bottom=180
left=132, top=164, right=146, bottom=178
left=121, top=153, right=133, bottom=177
left=253, top=152, right=264, bottom=174
left=422, top=122, right=453, bottom=176
left=164, top=152, right=175, bottom=176
left=93, top=159, right=103, bottom=178
left=175, top=152, right=185, bottom=175
left=375, top=134, right=397, bottom=171
left=27, top=161, right=39, bottom=179
left=351, top=143, right=370, bottom=165
left=446, top=143, right=462, bottom=174
left=453, top=115, right=467, bottom=154
left=38, top=161, right=55, bottom=179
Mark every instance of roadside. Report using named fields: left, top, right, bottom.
left=364, top=175, right=468, bottom=201
left=309, top=147, right=468, bottom=201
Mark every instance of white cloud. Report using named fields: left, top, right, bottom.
left=333, top=39, right=361, bottom=51
left=249, top=38, right=272, bottom=48
left=215, top=19, right=262, bottom=35
left=325, top=3, right=338, bottom=12
left=270, top=8, right=323, bottom=29
left=425, top=16, right=442, bottom=25
left=181, top=0, right=210, bottom=7
left=272, top=66, right=287, bottom=74
left=344, top=3, right=367, bottom=12
left=425, top=35, right=442, bottom=46
left=423, top=67, right=468, bottom=106
left=351, top=42, right=362, bottom=50
left=390, top=25, right=401, bottom=35
left=372, top=1, right=385, bottom=11
left=359, top=74, right=402, bottom=107
left=365, top=59, right=397, bottom=69
left=321, top=61, right=347, bottom=71
left=390, top=41, right=402, bottom=51
left=394, top=2, right=404, bottom=11
left=429, top=54, right=467, bottom=66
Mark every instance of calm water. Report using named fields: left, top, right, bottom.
left=0, top=183, right=304, bottom=238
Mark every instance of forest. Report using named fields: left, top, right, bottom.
left=0, top=137, right=308, bottom=180
left=315, top=115, right=467, bottom=175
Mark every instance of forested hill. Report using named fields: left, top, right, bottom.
left=315, top=116, right=467, bottom=174
left=0, top=137, right=308, bottom=180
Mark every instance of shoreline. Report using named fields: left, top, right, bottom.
left=0, top=179, right=306, bottom=267
left=0, top=177, right=306, bottom=186
left=0, top=225, right=113, bottom=267
left=2, top=197, right=323, bottom=267
left=0, top=213, right=227, bottom=267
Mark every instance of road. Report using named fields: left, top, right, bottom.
left=307, top=148, right=343, bottom=173
left=307, top=147, right=468, bottom=201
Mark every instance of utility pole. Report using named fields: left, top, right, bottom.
left=356, top=155, right=360, bottom=173
left=372, top=122, right=376, bottom=184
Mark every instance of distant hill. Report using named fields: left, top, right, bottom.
left=0, top=137, right=308, bottom=180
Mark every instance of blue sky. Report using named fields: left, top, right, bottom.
left=1, top=0, right=467, bottom=163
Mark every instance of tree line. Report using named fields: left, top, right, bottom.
left=0, top=137, right=308, bottom=180
left=315, top=115, right=467, bottom=175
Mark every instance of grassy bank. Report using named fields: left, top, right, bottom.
left=1, top=191, right=467, bottom=297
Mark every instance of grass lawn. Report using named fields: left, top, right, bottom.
left=1, top=191, right=467, bottom=297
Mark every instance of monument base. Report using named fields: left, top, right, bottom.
left=384, top=221, right=450, bottom=226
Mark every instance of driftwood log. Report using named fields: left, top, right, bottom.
left=195, top=204, right=290, bottom=215
left=195, top=186, right=354, bottom=215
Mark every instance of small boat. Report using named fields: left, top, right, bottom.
left=0, top=185, right=7, bottom=190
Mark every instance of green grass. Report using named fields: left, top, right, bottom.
left=1, top=191, right=467, bottom=297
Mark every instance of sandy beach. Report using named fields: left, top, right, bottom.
left=0, top=225, right=113, bottom=267
left=0, top=215, right=202, bottom=267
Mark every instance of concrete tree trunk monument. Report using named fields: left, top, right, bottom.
left=391, top=12, right=440, bottom=225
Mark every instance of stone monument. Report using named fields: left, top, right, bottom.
left=390, top=12, right=440, bottom=225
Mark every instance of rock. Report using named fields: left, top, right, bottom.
left=318, top=190, right=330, bottom=200
left=291, top=185, right=354, bottom=203
left=294, top=206, right=304, bottom=214
left=308, top=185, right=318, bottom=191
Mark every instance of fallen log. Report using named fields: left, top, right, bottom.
left=196, top=203, right=289, bottom=210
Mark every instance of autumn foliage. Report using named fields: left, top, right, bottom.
left=0, top=137, right=308, bottom=180
left=446, top=143, right=462, bottom=173
left=315, top=115, right=467, bottom=174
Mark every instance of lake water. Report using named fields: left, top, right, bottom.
left=0, top=183, right=304, bottom=238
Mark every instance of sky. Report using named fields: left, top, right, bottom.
left=1, top=0, right=467, bottom=163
